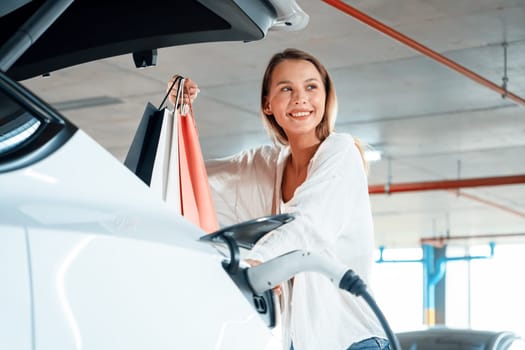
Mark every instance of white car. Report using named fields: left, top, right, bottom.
left=0, top=1, right=308, bottom=349
left=396, top=328, right=525, bottom=350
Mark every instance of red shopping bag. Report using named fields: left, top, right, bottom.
left=178, top=106, right=219, bottom=233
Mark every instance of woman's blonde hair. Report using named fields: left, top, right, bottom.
left=260, top=48, right=338, bottom=145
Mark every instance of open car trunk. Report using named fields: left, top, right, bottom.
left=1, top=0, right=307, bottom=80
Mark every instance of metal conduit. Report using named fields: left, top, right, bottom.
left=368, top=175, right=525, bottom=218
left=422, top=232, right=525, bottom=245
left=322, top=0, right=525, bottom=107
left=368, top=174, right=525, bottom=194
left=451, top=190, right=525, bottom=218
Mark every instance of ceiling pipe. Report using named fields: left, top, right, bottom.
left=322, top=0, right=525, bottom=107
left=451, top=190, right=525, bottom=218
left=421, top=232, right=525, bottom=246
left=369, top=175, right=525, bottom=218
left=368, top=174, right=525, bottom=194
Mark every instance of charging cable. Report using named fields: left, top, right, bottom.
left=245, top=250, right=402, bottom=350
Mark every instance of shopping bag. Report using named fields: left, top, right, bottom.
left=124, top=102, right=164, bottom=186
left=178, top=105, right=219, bottom=233
left=125, top=76, right=218, bottom=233
left=150, top=108, right=180, bottom=213
left=124, top=76, right=182, bottom=186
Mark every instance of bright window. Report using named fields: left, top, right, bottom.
left=371, top=248, right=425, bottom=332
left=446, top=243, right=525, bottom=337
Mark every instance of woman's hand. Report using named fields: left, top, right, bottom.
left=167, top=74, right=200, bottom=106
left=244, top=258, right=262, bottom=267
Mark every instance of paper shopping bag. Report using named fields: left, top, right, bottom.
left=124, top=102, right=164, bottom=186
left=178, top=107, right=219, bottom=233
left=124, top=76, right=183, bottom=186
left=125, top=75, right=218, bottom=232
left=150, top=108, right=180, bottom=213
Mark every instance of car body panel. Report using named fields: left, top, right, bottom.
left=0, top=228, right=32, bottom=350
left=28, top=230, right=272, bottom=349
left=1, top=125, right=278, bottom=349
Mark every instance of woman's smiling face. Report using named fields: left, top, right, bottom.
left=263, top=59, right=326, bottom=143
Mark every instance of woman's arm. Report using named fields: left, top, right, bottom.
left=206, top=146, right=278, bottom=227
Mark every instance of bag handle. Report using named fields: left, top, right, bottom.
left=158, top=75, right=184, bottom=110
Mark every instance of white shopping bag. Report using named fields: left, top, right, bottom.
left=150, top=107, right=180, bottom=213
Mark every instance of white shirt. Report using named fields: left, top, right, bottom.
left=206, top=133, right=386, bottom=350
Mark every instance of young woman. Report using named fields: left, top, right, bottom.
left=168, top=48, right=389, bottom=350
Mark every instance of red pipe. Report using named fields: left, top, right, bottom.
left=451, top=190, right=525, bottom=218
left=368, top=174, right=525, bottom=194
left=422, top=232, right=525, bottom=245
left=322, top=0, right=525, bottom=107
